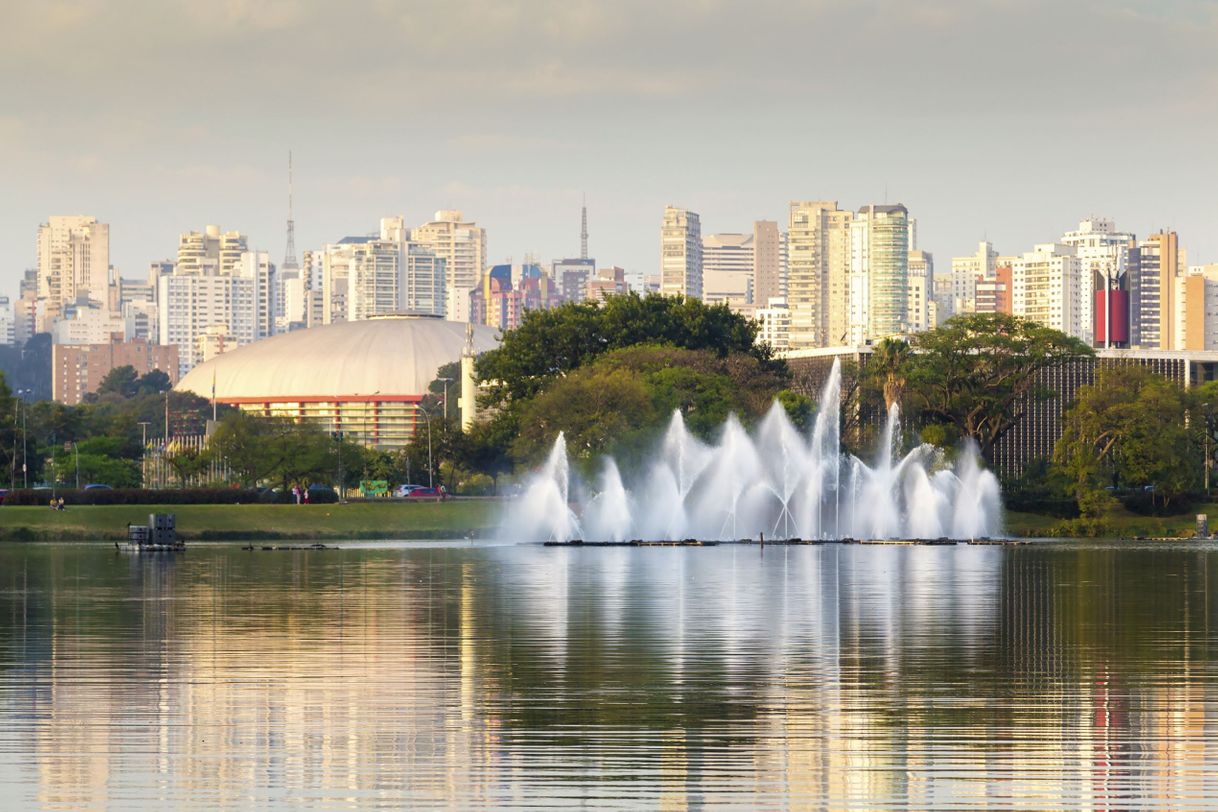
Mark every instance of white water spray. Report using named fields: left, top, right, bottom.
left=508, top=359, right=1003, bottom=542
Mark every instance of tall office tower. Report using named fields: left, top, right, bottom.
left=1060, top=218, right=1136, bottom=348
left=404, top=244, right=446, bottom=316
left=906, top=250, right=934, bottom=333
left=1135, top=230, right=1179, bottom=350
left=36, top=215, right=111, bottom=330
left=660, top=206, right=702, bottom=299
left=752, top=220, right=783, bottom=307
left=949, top=241, right=997, bottom=316
left=787, top=201, right=853, bottom=348
left=1010, top=244, right=1083, bottom=339
left=411, top=211, right=486, bottom=322
left=235, top=250, right=277, bottom=339
left=848, top=204, right=909, bottom=344
left=176, top=225, right=248, bottom=276
left=701, top=232, right=753, bottom=306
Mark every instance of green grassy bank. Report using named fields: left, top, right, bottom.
left=0, top=499, right=499, bottom=542
left=1004, top=503, right=1218, bottom=539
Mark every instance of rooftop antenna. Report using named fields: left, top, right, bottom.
left=580, top=194, right=588, bottom=260
left=283, top=150, right=299, bottom=270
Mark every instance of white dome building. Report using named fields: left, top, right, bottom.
left=176, top=315, right=499, bottom=449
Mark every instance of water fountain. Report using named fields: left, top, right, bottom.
left=510, top=359, right=1003, bottom=542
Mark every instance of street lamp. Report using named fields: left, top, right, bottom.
left=1204, top=403, right=1212, bottom=495
left=417, top=403, right=434, bottom=489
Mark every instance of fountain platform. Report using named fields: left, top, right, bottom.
left=541, top=537, right=1027, bottom=547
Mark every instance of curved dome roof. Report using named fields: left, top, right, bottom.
left=177, top=316, right=499, bottom=401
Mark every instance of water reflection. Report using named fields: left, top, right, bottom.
left=0, top=542, right=1217, bottom=809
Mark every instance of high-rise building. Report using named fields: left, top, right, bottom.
left=752, top=220, right=784, bottom=307
left=552, top=257, right=597, bottom=303
left=906, top=250, right=934, bottom=333
left=470, top=263, right=559, bottom=331
left=755, top=297, right=791, bottom=352
left=1060, top=218, right=1137, bottom=348
left=0, top=297, right=14, bottom=345
left=701, top=232, right=753, bottom=306
left=787, top=201, right=852, bottom=348
left=1010, top=243, right=1083, bottom=338
left=158, top=272, right=261, bottom=375
left=411, top=211, right=486, bottom=322
left=51, top=336, right=178, bottom=406
left=976, top=265, right=1013, bottom=316
left=51, top=305, right=128, bottom=345
left=176, top=225, right=248, bottom=276
left=660, top=206, right=702, bottom=299
left=236, top=251, right=277, bottom=339
left=848, top=204, right=909, bottom=344
left=930, top=273, right=954, bottom=327
left=1135, top=230, right=1180, bottom=350
left=1177, top=265, right=1218, bottom=351
left=586, top=266, right=628, bottom=301
left=949, top=241, right=997, bottom=315
left=404, top=244, right=446, bottom=316
left=36, top=215, right=111, bottom=331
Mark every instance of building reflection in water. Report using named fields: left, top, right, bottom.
left=1, top=542, right=1218, bottom=809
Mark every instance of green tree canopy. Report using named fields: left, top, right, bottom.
left=896, top=313, right=1093, bottom=461
left=476, top=292, right=779, bottom=408
left=96, top=366, right=140, bottom=399
left=1055, top=365, right=1196, bottom=511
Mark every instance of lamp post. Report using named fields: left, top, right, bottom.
left=16, top=389, right=28, bottom=489
left=417, top=403, right=434, bottom=489
left=71, top=442, right=79, bottom=490
left=1205, top=403, right=1212, bottom=495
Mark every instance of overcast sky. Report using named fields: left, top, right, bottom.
left=3, top=0, right=1217, bottom=291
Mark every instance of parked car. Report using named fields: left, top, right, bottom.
left=83, top=483, right=113, bottom=491
left=394, top=484, right=422, bottom=498
left=405, top=485, right=448, bottom=500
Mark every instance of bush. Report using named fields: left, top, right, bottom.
left=458, top=473, right=495, bottom=496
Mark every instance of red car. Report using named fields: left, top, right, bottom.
left=406, top=485, right=448, bottom=500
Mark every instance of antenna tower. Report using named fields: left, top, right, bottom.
left=283, top=150, right=299, bottom=270
left=580, top=195, right=588, bottom=260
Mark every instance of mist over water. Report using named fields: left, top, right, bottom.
left=507, top=359, right=1003, bottom=542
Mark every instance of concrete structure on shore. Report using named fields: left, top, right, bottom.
left=176, top=314, right=498, bottom=449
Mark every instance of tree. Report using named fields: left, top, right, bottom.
left=136, top=370, right=172, bottom=395
left=866, top=337, right=911, bottom=412
left=899, top=313, right=1092, bottom=461
left=96, top=366, right=140, bottom=399
left=1055, top=365, right=1196, bottom=511
left=476, top=292, right=779, bottom=409
left=165, top=445, right=210, bottom=488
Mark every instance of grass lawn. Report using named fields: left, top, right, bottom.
left=0, top=499, right=500, bottom=542
left=1004, top=502, right=1218, bottom=538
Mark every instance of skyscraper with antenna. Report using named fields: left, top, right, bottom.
left=282, top=151, right=299, bottom=271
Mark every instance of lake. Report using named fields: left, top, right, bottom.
left=1, top=540, right=1217, bottom=809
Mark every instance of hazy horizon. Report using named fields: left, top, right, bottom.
left=4, top=0, right=1216, bottom=290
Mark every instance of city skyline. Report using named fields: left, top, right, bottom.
left=3, top=1, right=1217, bottom=292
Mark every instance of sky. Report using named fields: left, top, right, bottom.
left=3, top=0, right=1217, bottom=292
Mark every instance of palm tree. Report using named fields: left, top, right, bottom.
left=870, top=338, right=912, bottom=412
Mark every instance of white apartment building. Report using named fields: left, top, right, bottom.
left=788, top=201, right=852, bottom=349
left=176, top=225, right=248, bottom=276
left=702, top=232, right=753, bottom=306
left=51, top=305, right=129, bottom=345
left=0, top=297, right=14, bottom=345
left=949, top=241, right=997, bottom=315
left=848, top=204, right=909, bottom=345
left=404, top=245, right=446, bottom=316
left=37, top=215, right=111, bottom=331
left=1175, top=265, right=1218, bottom=352
left=411, top=210, right=486, bottom=322
left=907, top=250, right=934, bottom=333
left=756, top=297, right=791, bottom=352
left=660, top=206, right=702, bottom=299
left=158, top=273, right=260, bottom=375
left=1010, top=243, right=1082, bottom=338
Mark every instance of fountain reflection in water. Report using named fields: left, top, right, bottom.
left=507, top=359, right=1002, bottom=542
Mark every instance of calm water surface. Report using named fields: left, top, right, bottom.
left=2, top=540, right=1218, bottom=810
